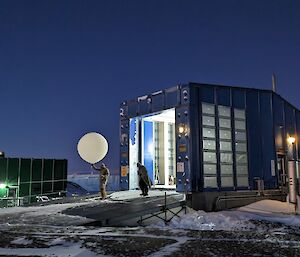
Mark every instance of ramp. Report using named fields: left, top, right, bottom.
left=63, top=192, right=186, bottom=226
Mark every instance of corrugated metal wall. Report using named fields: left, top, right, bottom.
left=119, top=83, right=300, bottom=193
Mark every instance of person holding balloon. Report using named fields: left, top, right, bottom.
left=77, top=132, right=110, bottom=200
left=92, top=163, right=110, bottom=200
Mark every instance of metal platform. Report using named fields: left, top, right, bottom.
left=63, top=193, right=186, bottom=226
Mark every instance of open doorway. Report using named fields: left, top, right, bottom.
left=129, top=108, right=176, bottom=189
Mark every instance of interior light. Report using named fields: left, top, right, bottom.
left=0, top=183, right=6, bottom=189
left=288, top=136, right=296, bottom=145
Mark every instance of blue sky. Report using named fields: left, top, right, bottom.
left=0, top=0, right=299, bottom=173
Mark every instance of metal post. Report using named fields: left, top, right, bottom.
left=164, top=192, right=167, bottom=222
left=288, top=161, right=297, bottom=204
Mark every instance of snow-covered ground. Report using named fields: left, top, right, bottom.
left=0, top=190, right=300, bottom=256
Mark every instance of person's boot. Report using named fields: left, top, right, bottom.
left=100, top=188, right=106, bottom=200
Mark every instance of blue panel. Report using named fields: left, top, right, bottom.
left=200, top=86, right=214, bottom=103
left=217, top=87, right=231, bottom=106
left=165, top=86, right=180, bottom=108
left=260, top=92, right=277, bottom=188
left=285, top=103, right=296, bottom=160
left=273, top=95, right=285, bottom=152
left=273, top=95, right=284, bottom=125
left=297, top=111, right=300, bottom=160
left=143, top=121, right=154, bottom=183
left=246, top=91, right=262, bottom=187
left=176, top=106, right=192, bottom=192
left=138, top=98, right=151, bottom=115
left=151, top=92, right=164, bottom=112
left=120, top=102, right=128, bottom=120
left=232, top=89, right=245, bottom=108
left=188, top=95, right=200, bottom=191
left=120, top=119, right=129, bottom=190
left=130, top=118, right=137, bottom=145
left=127, top=100, right=138, bottom=117
left=284, top=103, right=296, bottom=136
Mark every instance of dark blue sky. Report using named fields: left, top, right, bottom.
left=1, top=0, right=299, bottom=173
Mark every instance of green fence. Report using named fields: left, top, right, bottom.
left=0, top=158, right=68, bottom=207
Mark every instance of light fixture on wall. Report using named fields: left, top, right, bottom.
left=178, top=124, right=186, bottom=134
left=0, top=183, right=7, bottom=189
left=178, top=124, right=189, bottom=135
left=287, top=136, right=296, bottom=145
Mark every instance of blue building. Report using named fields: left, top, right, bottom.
left=119, top=83, right=299, bottom=210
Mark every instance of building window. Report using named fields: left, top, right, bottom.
left=219, top=118, right=231, bottom=129
left=234, top=109, right=245, bottom=120
left=202, top=103, right=215, bottom=115
left=219, top=129, right=232, bottom=140
left=203, top=127, right=216, bottom=138
left=234, top=108, right=248, bottom=187
left=221, top=176, right=234, bottom=187
left=203, top=152, right=217, bottom=163
left=235, top=120, right=246, bottom=130
left=203, top=116, right=215, bottom=126
left=237, top=176, right=249, bottom=187
left=236, top=165, right=248, bottom=175
left=235, top=131, right=247, bottom=141
left=220, top=153, right=233, bottom=163
left=218, top=106, right=231, bottom=117
left=203, top=139, right=216, bottom=150
left=220, top=164, right=233, bottom=175
left=202, top=103, right=217, bottom=188
left=235, top=142, right=247, bottom=152
left=220, top=141, right=232, bottom=151
left=201, top=104, right=249, bottom=189
left=203, top=164, right=217, bottom=175
left=204, top=176, right=217, bottom=188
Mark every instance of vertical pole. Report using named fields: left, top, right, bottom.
left=164, top=191, right=167, bottom=222
left=272, top=73, right=277, bottom=93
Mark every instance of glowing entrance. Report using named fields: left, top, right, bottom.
left=129, top=109, right=176, bottom=189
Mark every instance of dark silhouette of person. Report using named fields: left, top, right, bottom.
left=137, top=162, right=152, bottom=196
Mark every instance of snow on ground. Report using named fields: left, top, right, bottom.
left=238, top=199, right=296, bottom=214
left=0, top=195, right=300, bottom=256
left=0, top=198, right=99, bottom=226
left=109, top=189, right=182, bottom=201
left=0, top=241, right=110, bottom=257
left=0, top=190, right=181, bottom=226
left=152, top=200, right=300, bottom=231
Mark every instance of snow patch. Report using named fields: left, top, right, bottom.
left=11, top=237, right=33, bottom=245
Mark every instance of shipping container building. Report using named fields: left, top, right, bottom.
left=119, top=83, right=300, bottom=210
left=0, top=157, right=68, bottom=207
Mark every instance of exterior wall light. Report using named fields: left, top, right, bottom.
left=288, top=136, right=296, bottom=145
left=0, top=183, right=6, bottom=189
left=178, top=124, right=185, bottom=134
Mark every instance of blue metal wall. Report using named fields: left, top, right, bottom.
left=120, top=83, right=300, bottom=193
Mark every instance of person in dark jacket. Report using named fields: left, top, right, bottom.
left=91, top=163, right=110, bottom=199
left=137, top=162, right=152, bottom=196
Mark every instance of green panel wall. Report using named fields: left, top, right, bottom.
left=42, top=182, right=52, bottom=194
left=53, top=160, right=65, bottom=191
left=32, top=159, right=42, bottom=182
left=19, top=159, right=31, bottom=198
left=31, top=182, right=41, bottom=196
left=42, top=160, right=54, bottom=194
left=43, top=159, right=54, bottom=181
left=0, top=159, right=8, bottom=198
left=7, top=158, right=19, bottom=186
left=20, top=159, right=31, bottom=183
left=0, top=158, right=7, bottom=183
left=1, top=157, right=67, bottom=205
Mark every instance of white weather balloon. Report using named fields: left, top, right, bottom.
left=77, top=132, right=108, bottom=164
